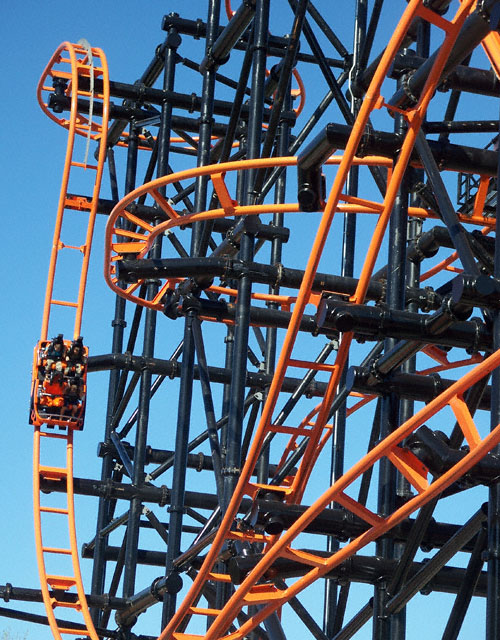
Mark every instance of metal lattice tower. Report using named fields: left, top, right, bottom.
left=6, top=1, right=500, bottom=639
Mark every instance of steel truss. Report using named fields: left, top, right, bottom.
left=9, top=1, right=500, bottom=639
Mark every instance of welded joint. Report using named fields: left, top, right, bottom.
left=222, top=465, right=241, bottom=476
left=272, top=262, right=284, bottom=289
left=159, top=485, right=169, bottom=507
left=167, top=504, right=186, bottom=515
left=196, top=452, right=205, bottom=472
left=111, top=318, right=127, bottom=329
left=1, top=584, right=12, bottom=603
left=465, top=317, right=483, bottom=355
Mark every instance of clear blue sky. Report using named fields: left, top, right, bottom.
left=1, top=2, right=497, bottom=639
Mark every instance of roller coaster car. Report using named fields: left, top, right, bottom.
left=30, top=338, right=88, bottom=430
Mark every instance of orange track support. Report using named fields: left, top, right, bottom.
left=98, top=1, right=500, bottom=637
left=37, top=41, right=109, bottom=340
left=32, top=41, right=109, bottom=640
left=30, top=2, right=500, bottom=639
left=34, top=427, right=100, bottom=640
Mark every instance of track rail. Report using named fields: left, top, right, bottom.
left=29, top=2, right=500, bottom=639
left=155, top=1, right=486, bottom=636
left=37, top=41, right=109, bottom=340
left=97, top=1, right=500, bottom=637
left=33, top=42, right=109, bottom=640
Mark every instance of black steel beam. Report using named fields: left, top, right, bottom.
left=88, top=351, right=497, bottom=411
left=97, top=439, right=289, bottom=479
left=0, top=606, right=122, bottom=639
left=0, top=583, right=126, bottom=610
left=300, top=123, right=499, bottom=178
left=424, top=120, right=500, bottom=134
left=161, top=12, right=345, bottom=68
left=389, top=51, right=500, bottom=98
left=48, top=87, right=277, bottom=124
left=347, top=367, right=493, bottom=412
left=388, top=0, right=500, bottom=110
left=199, top=0, right=256, bottom=72
left=349, top=0, right=454, bottom=99
left=41, top=476, right=485, bottom=552
left=317, top=298, right=489, bottom=351
left=226, top=552, right=489, bottom=597
left=414, top=128, right=480, bottom=275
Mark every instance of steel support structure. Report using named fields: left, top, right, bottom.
left=12, top=2, right=500, bottom=639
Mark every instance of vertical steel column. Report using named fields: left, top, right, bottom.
left=220, top=146, right=248, bottom=465
left=373, top=112, right=409, bottom=640
left=324, top=2, right=366, bottom=636
left=162, top=2, right=221, bottom=627
left=123, top=30, right=179, bottom=601
left=219, top=47, right=254, bottom=468
left=393, top=19, right=430, bottom=636
left=399, top=15, right=430, bottom=411
left=92, top=127, right=139, bottom=615
left=193, top=0, right=223, bottom=259
left=258, top=80, right=293, bottom=484
left=222, top=0, right=270, bottom=512
left=486, top=112, right=500, bottom=640
left=161, top=310, right=196, bottom=628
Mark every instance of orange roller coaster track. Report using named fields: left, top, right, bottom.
left=16, top=2, right=500, bottom=640
left=156, top=1, right=487, bottom=636
left=31, top=41, right=109, bottom=640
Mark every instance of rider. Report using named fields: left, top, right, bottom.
left=60, top=378, right=83, bottom=419
left=64, top=336, right=86, bottom=377
left=44, top=334, right=66, bottom=374
left=40, top=371, right=66, bottom=410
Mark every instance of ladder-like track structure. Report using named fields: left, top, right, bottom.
left=31, top=41, right=109, bottom=640
left=9, top=2, right=500, bottom=639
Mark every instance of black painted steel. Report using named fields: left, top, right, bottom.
left=41, top=476, right=486, bottom=553
left=486, top=102, right=500, bottom=640
left=22, top=3, right=500, bottom=639
left=91, top=119, right=139, bottom=622
left=388, top=0, right=500, bottom=110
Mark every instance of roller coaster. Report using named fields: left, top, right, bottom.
left=6, top=0, right=500, bottom=638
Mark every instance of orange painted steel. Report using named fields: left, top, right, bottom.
left=113, top=1, right=489, bottom=637
left=33, top=4, right=500, bottom=640
left=170, top=349, right=500, bottom=640
left=32, top=42, right=109, bottom=640
left=37, top=42, right=110, bottom=341
left=34, top=427, right=99, bottom=640
left=105, top=157, right=298, bottom=312
left=481, top=30, right=500, bottom=79
left=104, top=150, right=494, bottom=315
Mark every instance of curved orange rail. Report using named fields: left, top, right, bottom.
left=37, top=41, right=110, bottom=340
left=33, top=41, right=109, bottom=640
left=33, top=2, right=500, bottom=639
left=102, top=1, right=499, bottom=637
left=156, top=1, right=484, bottom=637
left=103, top=152, right=493, bottom=317
left=190, top=349, right=500, bottom=640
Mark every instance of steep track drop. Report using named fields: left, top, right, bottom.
left=22, top=2, right=500, bottom=639
left=31, top=41, right=109, bottom=640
